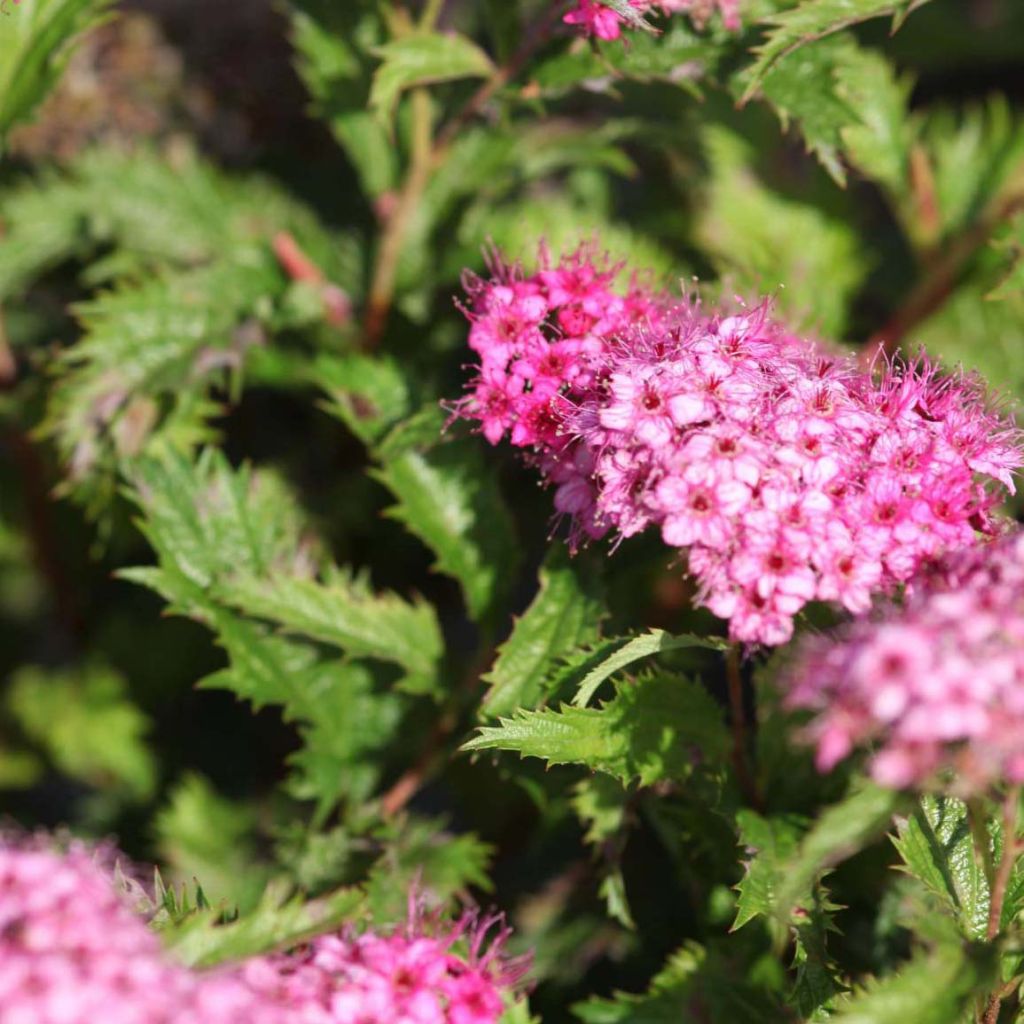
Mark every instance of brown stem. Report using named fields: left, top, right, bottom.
left=362, top=4, right=566, bottom=349
left=982, top=787, right=1022, bottom=1024
left=380, top=708, right=457, bottom=817
left=725, top=645, right=759, bottom=809
left=864, top=192, right=1024, bottom=362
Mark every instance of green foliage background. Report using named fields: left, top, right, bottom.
left=1, top=0, right=1023, bottom=1020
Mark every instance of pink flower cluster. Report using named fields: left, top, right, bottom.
left=0, top=839, right=283, bottom=1024
left=454, top=246, right=1022, bottom=645
left=0, top=838, right=522, bottom=1024
left=243, top=914, right=525, bottom=1024
left=564, top=0, right=740, bottom=41
left=785, top=529, right=1024, bottom=792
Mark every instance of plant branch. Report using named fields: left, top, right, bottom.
left=865, top=191, right=1024, bottom=362
left=982, top=786, right=1022, bottom=1024
left=725, top=644, right=760, bottom=809
left=364, top=85, right=434, bottom=349
left=362, top=4, right=566, bottom=349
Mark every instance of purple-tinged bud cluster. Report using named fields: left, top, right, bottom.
left=563, top=0, right=740, bottom=41
left=454, top=246, right=1023, bottom=645
left=242, top=913, right=527, bottom=1024
left=785, top=529, right=1024, bottom=792
left=0, top=839, right=524, bottom=1024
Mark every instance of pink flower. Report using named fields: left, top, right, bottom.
left=244, top=911, right=528, bottom=1024
left=563, top=0, right=743, bottom=39
left=451, top=244, right=1023, bottom=645
left=784, top=530, right=1024, bottom=793
left=563, top=0, right=631, bottom=40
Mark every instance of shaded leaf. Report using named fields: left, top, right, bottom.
left=482, top=550, right=605, bottom=718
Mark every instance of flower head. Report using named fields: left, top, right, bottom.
left=0, top=836, right=287, bottom=1024
left=452, top=244, right=1023, bottom=645
left=784, top=529, right=1024, bottom=793
left=242, top=909, right=528, bottom=1024
left=563, top=0, right=742, bottom=39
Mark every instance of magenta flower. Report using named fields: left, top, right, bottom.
left=243, top=911, right=528, bottom=1024
left=451, top=245, right=1023, bottom=645
left=563, top=0, right=742, bottom=40
left=784, top=529, right=1024, bottom=792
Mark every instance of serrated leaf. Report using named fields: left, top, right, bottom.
left=740, top=0, right=932, bottom=101
left=0, top=0, right=112, bottom=143
left=835, top=43, right=913, bottom=196
left=6, top=662, right=155, bottom=801
left=369, top=31, right=493, bottom=122
left=313, top=352, right=411, bottom=446
left=373, top=425, right=519, bottom=625
left=364, top=816, right=493, bottom=923
left=990, top=210, right=1024, bottom=301
left=482, top=550, right=605, bottom=718
left=892, top=794, right=1024, bottom=940
left=465, top=672, right=729, bottom=786
left=917, top=96, right=1024, bottom=244
left=732, top=810, right=806, bottom=931
left=162, top=880, right=364, bottom=968
left=773, top=780, right=908, bottom=925
left=224, top=571, right=442, bottom=695
left=288, top=0, right=397, bottom=197
left=570, top=630, right=727, bottom=707
left=831, top=940, right=996, bottom=1023
left=573, top=941, right=783, bottom=1023
left=155, top=774, right=269, bottom=913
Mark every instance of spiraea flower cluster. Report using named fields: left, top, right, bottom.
left=0, top=839, right=284, bottom=1024
left=453, top=246, right=1023, bottom=644
left=243, top=913, right=525, bottom=1024
left=0, top=837, right=523, bottom=1024
left=564, top=0, right=740, bottom=41
left=785, top=529, right=1024, bottom=792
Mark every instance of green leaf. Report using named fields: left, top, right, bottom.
left=369, top=31, right=493, bottom=122
left=990, top=210, right=1024, bottom=301
left=364, top=816, right=493, bottom=923
left=288, top=0, right=397, bottom=197
left=125, top=450, right=317, bottom=592
left=773, top=780, right=908, bottom=925
left=744, top=34, right=911, bottom=189
left=697, top=126, right=869, bottom=335
left=482, top=550, right=605, bottom=718
left=732, top=810, right=806, bottom=931
left=572, top=775, right=630, bottom=848
left=916, top=96, right=1024, bottom=244
left=123, top=450, right=415, bottom=816
left=915, top=247, right=1024, bottom=404
left=835, top=43, right=913, bottom=196
left=465, top=672, right=730, bottom=786
left=892, top=794, right=1024, bottom=940
left=573, top=941, right=784, bottom=1023
left=224, top=570, right=442, bottom=695
left=154, top=774, right=269, bottom=913
left=313, top=352, right=411, bottom=446
left=570, top=630, right=727, bottom=708
left=199, top=619, right=404, bottom=813
left=0, top=0, right=112, bottom=143
left=830, top=940, right=996, bottom=1023
left=373, top=419, right=520, bottom=625
left=739, top=0, right=932, bottom=101
left=162, top=880, right=364, bottom=968
left=6, top=662, right=155, bottom=801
